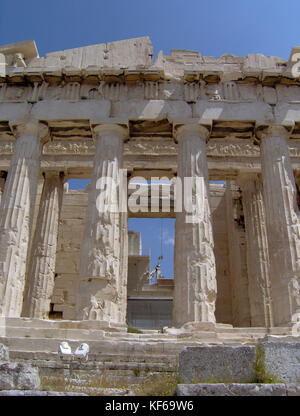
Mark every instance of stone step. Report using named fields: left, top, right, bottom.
left=9, top=350, right=177, bottom=366
left=1, top=325, right=212, bottom=344
left=0, top=317, right=125, bottom=331
left=0, top=325, right=273, bottom=343
left=0, top=317, right=288, bottom=332
left=216, top=326, right=291, bottom=335
left=0, top=317, right=292, bottom=338
left=38, top=366, right=172, bottom=392
left=105, top=333, right=213, bottom=342
left=176, top=383, right=295, bottom=396
left=216, top=332, right=264, bottom=341
left=0, top=336, right=187, bottom=355
left=0, top=325, right=184, bottom=342
left=0, top=320, right=178, bottom=341
left=214, top=327, right=292, bottom=342
left=0, top=391, right=88, bottom=396
left=18, top=357, right=175, bottom=372
left=0, top=324, right=261, bottom=343
left=0, top=330, right=271, bottom=354
left=103, top=332, right=178, bottom=340
left=0, top=325, right=106, bottom=341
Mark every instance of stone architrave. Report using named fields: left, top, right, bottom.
left=238, top=174, right=273, bottom=327
left=76, top=124, right=127, bottom=323
left=0, top=120, right=48, bottom=317
left=173, top=124, right=217, bottom=327
left=22, top=171, right=65, bottom=318
left=259, top=125, right=300, bottom=326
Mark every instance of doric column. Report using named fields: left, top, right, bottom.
left=238, top=174, right=273, bottom=327
left=259, top=125, right=300, bottom=326
left=22, top=171, right=65, bottom=318
left=173, top=124, right=217, bottom=327
left=118, top=210, right=128, bottom=323
left=76, top=124, right=127, bottom=323
left=0, top=120, right=48, bottom=317
left=225, top=181, right=251, bottom=327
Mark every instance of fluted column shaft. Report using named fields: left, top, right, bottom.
left=225, top=181, right=251, bottom=327
left=22, top=171, right=64, bottom=318
left=239, top=174, right=273, bottom=327
left=173, top=125, right=217, bottom=327
left=0, top=121, right=48, bottom=317
left=260, top=126, right=300, bottom=326
left=77, top=124, right=127, bottom=323
left=118, top=210, right=128, bottom=323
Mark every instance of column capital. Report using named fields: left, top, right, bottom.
left=92, top=123, right=128, bottom=141
left=174, top=123, right=210, bottom=143
left=255, top=124, right=291, bottom=143
left=10, top=120, right=49, bottom=142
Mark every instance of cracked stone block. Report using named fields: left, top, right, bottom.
left=176, top=383, right=287, bottom=396
left=0, top=362, right=40, bottom=390
left=178, top=345, right=257, bottom=383
left=259, top=341, right=300, bottom=384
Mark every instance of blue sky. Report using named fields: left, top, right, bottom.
left=0, top=0, right=299, bottom=60
left=1, top=0, right=299, bottom=277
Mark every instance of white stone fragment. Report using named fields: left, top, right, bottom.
left=58, top=341, right=72, bottom=356
left=74, top=343, right=89, bottom=361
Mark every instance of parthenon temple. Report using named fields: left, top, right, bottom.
left=0, top=36, right=300, bottom=335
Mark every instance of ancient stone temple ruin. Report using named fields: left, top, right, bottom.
left=0, top=37, right=300, bottom=344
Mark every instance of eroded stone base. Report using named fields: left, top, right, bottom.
left=178, top=339, right=300, bottom=386
left=0, top=319, right=299, bottom=395
left=176, top=383, right=300, bottom=396
left=179, top=345, right=257, bottom=383
left=0, top=390, right=87, bottom=396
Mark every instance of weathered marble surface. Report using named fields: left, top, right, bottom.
left=260, top=340, right=300, bottom=384
left=178, top=345, right=257, bottom=383
left=0, top=37, right=300, bottom=329
left=239, top=174, right=273, bottom=327
left=22, top=172, right=64, bottom=319
left=0, top=390, right=87, bottom=396
left=173, top=125, right=217, bottom=327
left=178, top=340, right=300, bottom=387
left=77, top=124, right=127, bottom=324
left=0, top=121, right=48, bottom=317
left=260, top=126, right=300, bottom=327
left=0, top=361, right=40, bottom=390
left=176, top=383, right=292, bottom=396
